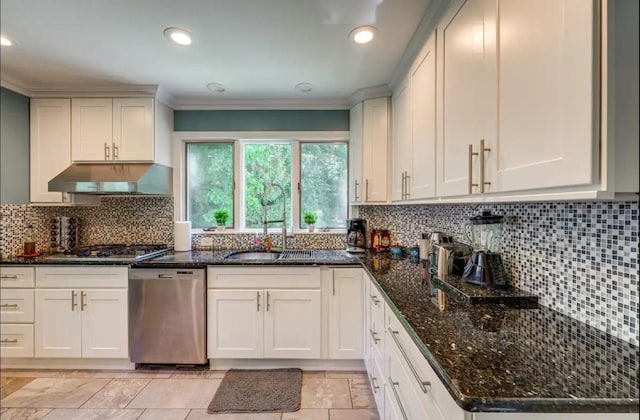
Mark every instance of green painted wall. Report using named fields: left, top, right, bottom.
left=174, top=110, right=349, bottom=132
left=0, top=87, right=30, bottom=204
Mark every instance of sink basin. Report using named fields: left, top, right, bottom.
left=225, top=251, right=282, bottom=261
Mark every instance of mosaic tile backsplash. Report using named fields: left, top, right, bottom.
left=358, top=201, right=639, bottom=345
left=1, top=197, right=637, bottom=345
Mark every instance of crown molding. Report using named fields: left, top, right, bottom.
left=0, top=77, right=33, bottom=97
left=170, top=98, right=350, bottom=110
left=388, top=0, right=450, bottom=92
left=347, top=85, right=392, bottom=107
left=28, top=84, right=159, bottom=98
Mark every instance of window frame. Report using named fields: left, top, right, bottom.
left=173, top=131, right=350, bottom=234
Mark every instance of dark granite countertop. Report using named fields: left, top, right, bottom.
left=0, top=255, right=132, bottom=266
left=359, top=253, right=639, bottom=413
left=2, top=249, right=637, bottom=412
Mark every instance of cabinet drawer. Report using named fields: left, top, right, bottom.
left=1, top=266, right=35, bottom=288
left=387, top=312, right=461, bottom=420
left=386, top=338, right=430, bottom=420
left=208, top=267, right=321, bottom=288
left=0, top=289, right=34, bottom=323
left=0, top=324, right=34, bottom=358
left=36, top=266, right=127, bottom=288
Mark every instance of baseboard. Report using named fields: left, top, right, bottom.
left=208, top=358, right=365, bottom=371
left=0, top=358, right=135, bottom=370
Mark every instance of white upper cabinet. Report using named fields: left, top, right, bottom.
left=30, top=99, right=72, bottom=203
left=361, top=97, right=390, bottom=203
left=409, top=33, right=437, bottom=200
left=349, top=102, right=363, bottom=203
left=72, top=97, right=154, bottom=162
left=350, top=97, right=391, bottom=203
left=493, top=0, right=596, bottom=192
left=437, top=0, right=604, bottom=198
left=391, top=79, right=411, bottom=202
left=392, top=33, right=437, bottom=201
left=437, top=0, right=497, bottom=197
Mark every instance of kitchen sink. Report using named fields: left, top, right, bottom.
left=225, top=249, right=318, bottom=261
left=225, top=251, right=282, bottom=260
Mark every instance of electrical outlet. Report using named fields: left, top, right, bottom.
left=201, top=237, right=213, bottom=247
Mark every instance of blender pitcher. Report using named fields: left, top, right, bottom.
left=462, top=211, right=507, bottom=287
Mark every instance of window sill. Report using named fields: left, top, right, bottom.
left=192, top=229, right=346, bottom=235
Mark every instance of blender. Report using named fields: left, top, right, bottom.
left=462, top=211, right=507, bottom=288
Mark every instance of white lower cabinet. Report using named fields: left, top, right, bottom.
left=1, top=267, right=35, bottom=358
left=34, top=267, right=128, bottom=359
left=207, top=267, right=321, bottom=359
left=328, top=268, right=364, bottom=359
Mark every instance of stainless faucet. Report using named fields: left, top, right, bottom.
left=262, top=183, right=287, bottom=250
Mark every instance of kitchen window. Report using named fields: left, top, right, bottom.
left=177, top=133, right=349, bottom=233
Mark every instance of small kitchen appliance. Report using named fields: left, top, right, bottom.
left=346, top=218, right=367, bottom=253
left=462, top=211, right=507, bottom=287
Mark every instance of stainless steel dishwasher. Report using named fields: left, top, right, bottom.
left=128, top=268, right=206, bottom=364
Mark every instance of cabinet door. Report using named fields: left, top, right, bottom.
left=263, top=289, right=321, bottom=359
left=81, top=289, right=128, bottom=358
left=113, top=98, right=154, bottom=161
left=72, top=98, right=113, bottom=162
left=410, top=32, right=437, bottom=200
left=35, top=289, right=81, bottom=358
left=494, top=0, right=596, bottom=191
left=437, top=0, right=497, bottom=197
left=207, top=289, right=263, bottom=358
left=329, top=268, right=364, bottom=359
left=362, top=97, right=390, bottom=202
left=349, top=102, right=363, bottom=203
left=391, top=80, right=411, bottom=202
left=30, top=99, right=71, bottom=203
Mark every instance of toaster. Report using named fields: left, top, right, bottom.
left=429, top=243, right=469, bottom=278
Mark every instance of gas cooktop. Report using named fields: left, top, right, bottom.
left=45, top=244, right=172, bottom=262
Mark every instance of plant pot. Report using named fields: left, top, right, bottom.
left=216, top=225, right=225, bottom=232
left=308, top=225, right=315, bottom=233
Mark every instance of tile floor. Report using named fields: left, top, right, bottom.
left=0, top=367, right=379, bottom=420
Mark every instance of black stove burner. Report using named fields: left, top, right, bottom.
left=54, top=244, right=171, bottom=261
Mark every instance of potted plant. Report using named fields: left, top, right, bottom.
left=213, top=209, right=230, bottom=232
left=303, top=211, right=318, bottom=232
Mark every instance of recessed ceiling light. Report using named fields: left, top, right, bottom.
left=295, top=83, right=314, bottom=93
left=163, top=27, right=192, bottom=45
left=0, top=35, right=13, bottom=46
left=206, top=83, right=226, bottom=93
left=349, top=26, right=377, bottom=44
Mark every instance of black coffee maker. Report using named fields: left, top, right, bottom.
left=346, top=218, right=367, bottom=253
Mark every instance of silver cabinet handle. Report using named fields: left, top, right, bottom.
left=354, top=180, right=360, bottom=202
left=365, top=179, right=369, bottom=201
left=370, top=294, right=380, bottom=306
left=81, top=291, right=87, bottom=311
left=401, top=172, right=405, bottom=200
left=468, top=144, right=479, bottom=194
left=112, top=142, right=119, bottom=160
left=369, top=329, right=380, bottom=344
left=388, top=327, right=431, bottom=393
left=332, top=274, right=336, bottom=296
left=369, top=375, right=380, bottom=393
left=266, top=291, right=271, bottom=312
left=388, top=377, right=409, bottom=420
left=71, top=291, right=78, bottom=311
left=1, top=338, right=19, bottom=344
left=104, top=142, right=110, bottom=160
left=480, top=139, right=491, bottom=193
left=405, top=173, right=411, bottom=199
left=257, top=291, right=261, bottom=312
left=1, top=304, right=19, bottom=308
left=0, top=275, right=18, bottom=279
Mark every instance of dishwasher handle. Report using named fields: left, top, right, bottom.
left=158, top=274, right=174, bottom=279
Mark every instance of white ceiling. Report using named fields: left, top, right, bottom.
left=0, top=0, right=432, bottom=108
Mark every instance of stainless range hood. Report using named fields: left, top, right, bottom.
left=48, top=163, right=173, bottom=195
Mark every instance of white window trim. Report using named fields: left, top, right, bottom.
left=173, top=131, right=350, bottom=234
